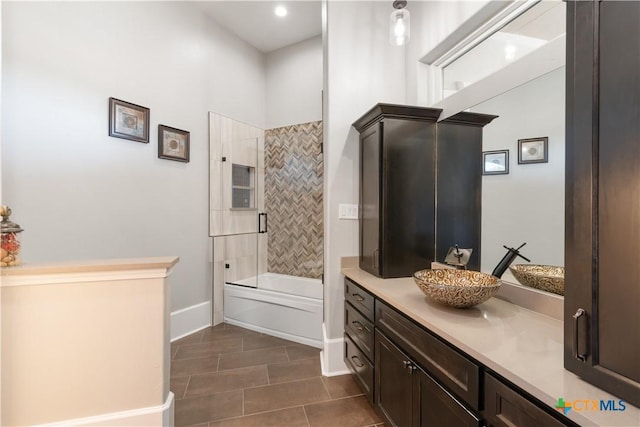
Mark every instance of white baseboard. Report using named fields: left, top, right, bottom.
left=320, top=323, right=350, bottom=376
left=38, top=392, right=174, bottom=426
left=171, top=301, right=211, bottom=341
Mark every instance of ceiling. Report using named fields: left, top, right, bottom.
left=191, top=1, right=322, bottom=53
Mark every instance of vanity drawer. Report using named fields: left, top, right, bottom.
left=345, top=302, right=374, bottom=361
left=344, top=278, right=375, bottom=321
left=375, top=300, right=481, bottom=411
left=484, top=373, right=570, bottom=427
left=345, top=333, right=374, bottom=403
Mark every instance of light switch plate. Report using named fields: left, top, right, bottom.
left=339, top=204, right=359, bottom=220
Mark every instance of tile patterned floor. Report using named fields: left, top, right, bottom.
left=171, top=323, right=384, bottom=427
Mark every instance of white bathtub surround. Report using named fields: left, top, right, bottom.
left=0, top=257, right=178, bottom=426
left=224, top=273, right=323, bottom=348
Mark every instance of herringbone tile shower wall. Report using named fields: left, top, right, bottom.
left=265, top=121, right=323, bottom=279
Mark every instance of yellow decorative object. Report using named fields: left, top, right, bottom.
left=1, top=205, right=23, bottom=268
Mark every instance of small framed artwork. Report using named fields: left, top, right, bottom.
left=518, top=137, right=548, bottom=164
left=108, top=97, right=150, bottom=143
left=158, top=125, right=190, bottom=163
left=483, top=149, right=509, bottom=175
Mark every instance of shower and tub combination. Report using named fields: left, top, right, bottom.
left=209, top=114, right=324, bottom=348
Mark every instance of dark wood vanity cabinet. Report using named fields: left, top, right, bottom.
left=344, top=278, right=376, bottom=403
left=375, top=330, right=481, bottom=427
left=484, top=373, right=567, bottom=427
left=353, top=104, right=496, bottom=278
left=375, top=330, right=414, bottom=427
left=565, top=0, right=640, bottom=407
left=355, top=105, right=440, bottom=278
left=344, top=277, right=578, bottom=427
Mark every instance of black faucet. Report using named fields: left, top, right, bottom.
left=491, top=243, right=530, bottom=278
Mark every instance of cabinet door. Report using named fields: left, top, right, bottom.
left=360, top=123, right=382, bottom=276
left=414, top=369, right=481, bottom=427
left=434, top=123, right=482, bottom=271
left=565, top=0, right=640, bottom=407
left=484, top=374, right=568, bottom=427
left=381, top=118, right=436, bottom=278
left=375, top=330, right=413, bottom=427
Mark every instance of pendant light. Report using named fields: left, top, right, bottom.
left=390, top=0, right=410, bottom=46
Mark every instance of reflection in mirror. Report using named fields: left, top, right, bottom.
left=443, top=0, right=565, bottom=99
left=473, top=66, right=565, bottom=291
left=429, top=0, right=567, bottom=296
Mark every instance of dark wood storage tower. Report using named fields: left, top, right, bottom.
left=353, top=103, right=497, bottom=278
left=565, top=0, right=640, bottom=407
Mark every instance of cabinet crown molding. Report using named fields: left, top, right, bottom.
left=352, top=103, right=442, bottom=132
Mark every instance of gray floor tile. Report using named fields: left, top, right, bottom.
left=268, top=356, right=321, bottom=384
left=175, top=390, right=243, bottom=426
left=185, top=365, right=269, bottom=397
left=218, top=347, right=288, bottom=371
left=244, top=377, right=330, bottom=415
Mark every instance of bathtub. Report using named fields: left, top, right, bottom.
left=224, top=273, right=323, bottom=348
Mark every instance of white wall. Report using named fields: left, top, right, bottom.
left=266, top=36, right=323, bottom=129
left=1, top=2, right=266, bottom=314
left=476, top=67, right=565, bottom=280
left=323, top=0, right=406, bottom=353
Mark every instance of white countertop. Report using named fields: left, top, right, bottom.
left=342, top=266, right=640, bottom=427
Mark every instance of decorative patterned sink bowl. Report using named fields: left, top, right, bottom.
left=509, top=264, right=564, bottom=296
left=413, top=269, right=501, bottom=309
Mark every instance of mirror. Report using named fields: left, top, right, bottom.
left=433, top=1, right=566, bottom=295
left=473, top=66, right=565, bottom=287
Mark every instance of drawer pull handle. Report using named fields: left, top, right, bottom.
left=352, top=293, right=365, bottom=302
left=403, top=360, right=416, bottom=373
left=351, top=320, right=366, bottom=331
left=573, top=308, right=587, bottom=362
left=351, top=355, right=365, bottom=368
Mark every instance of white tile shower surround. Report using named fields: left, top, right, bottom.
left=209, top=111, right=265, bottom=237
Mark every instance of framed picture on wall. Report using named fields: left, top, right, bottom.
left=158, top=125, right=190, bottom=163
left=482, top=150, right=509, bottom=175
left=108, top=97, right=150, bottom=143
left=518, top=137, right=548, bottom=164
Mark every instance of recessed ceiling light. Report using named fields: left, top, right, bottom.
left=275, top=6, right=287, bottom=17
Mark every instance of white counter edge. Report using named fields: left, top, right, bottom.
left=1, top=256, right=179, bottom=287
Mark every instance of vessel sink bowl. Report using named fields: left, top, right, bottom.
left=413, top=269, right=501, bottom=309
left=509, top=264, right=564, bottom=296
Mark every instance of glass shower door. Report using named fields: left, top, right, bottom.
left=219, top=135, right=266, bottom=289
